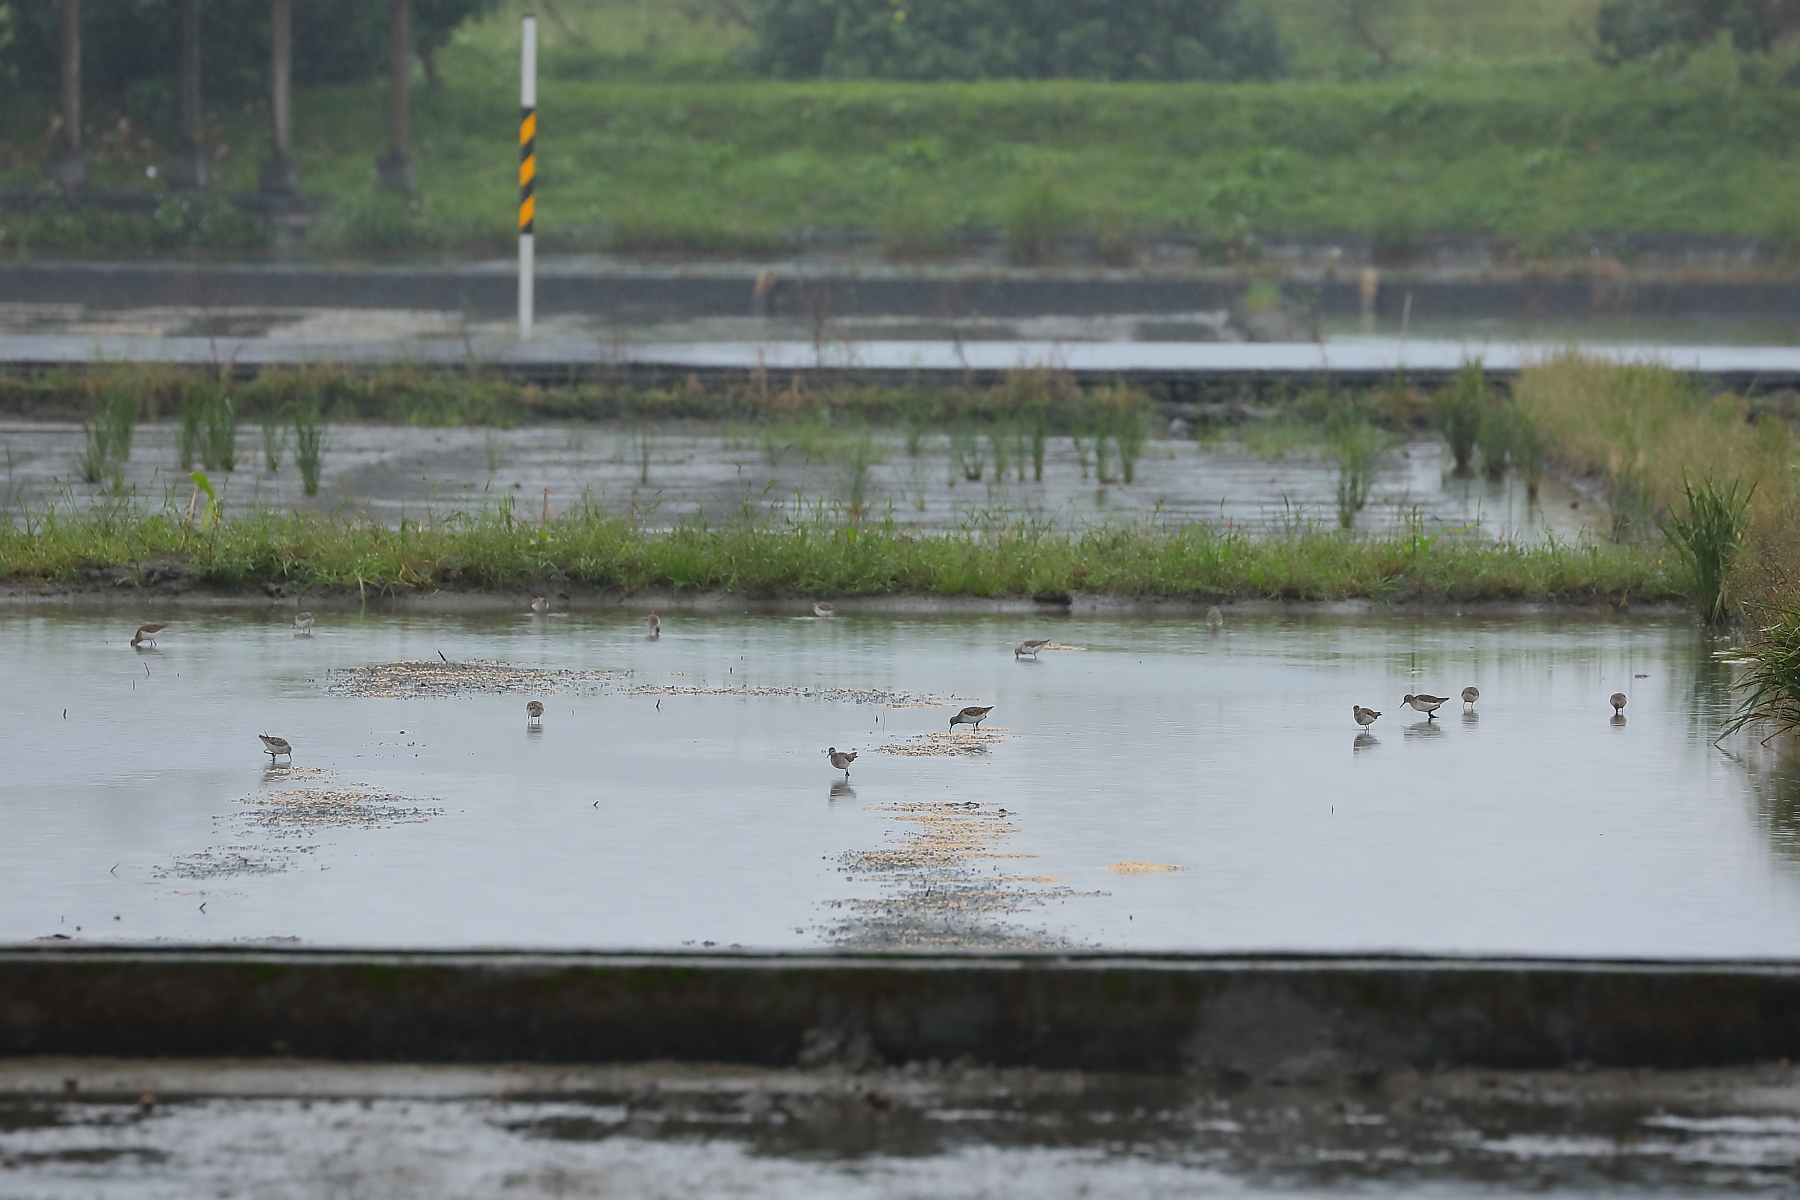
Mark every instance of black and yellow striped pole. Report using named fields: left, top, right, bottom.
left=518, top=13, right=537, bottom=340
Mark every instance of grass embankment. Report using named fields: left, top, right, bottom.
left=1, top=1, right=1796, bottom=257
left=0, top=502, right=1670, bottom=604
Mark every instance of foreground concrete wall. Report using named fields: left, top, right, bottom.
left=4, top=951, right=1800, bottom=1075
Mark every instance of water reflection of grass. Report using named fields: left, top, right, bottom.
left=0, top=499, right=1673, bottom=602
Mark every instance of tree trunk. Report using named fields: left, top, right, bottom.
left=48, top=0, right=86, bottom=189
left=377, top=0, right=416, bottom=192
left=260, top=0, right=298, bottom=193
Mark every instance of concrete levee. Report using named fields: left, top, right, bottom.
left=3, top=950, right=1799, bottom=1075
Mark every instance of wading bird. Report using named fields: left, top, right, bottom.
left=1462, top=686, right=1479, bottom=711
left=258, top=734, right=292, bottom=764
left=825, top=747, right=857, bottom=778
left=646, top=613, right=661, bottom=638
left=130, top=623, right=168, bottom=648
left=1402, top=694, right=1450, bottom=720
left=812, top=601, right=836, bottom=618
left=293, top=612, right=314, bottom=633
left=1206, top=606, right=1224, bottom=631
left=1354, top=705, right=1381, bottom=730
left=1014, top=639, right=1050, bottom=659
left=526, top=701, right=544, bottom=725
left=531, top=596, right=549, bottom=614
left=1611, top=692, right=1628, bottom=716
left=950, top=705, right=994, bottom=731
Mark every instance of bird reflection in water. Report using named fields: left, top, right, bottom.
left=1462, top=709, right=1479, bottom=726
left=830, top=779, right=857, bottom=802
left=1353, top=731, right=1379, bottom=753
left=1611, top=714, right=1627, bottom=728
left=1404, top=720, right=1445, bottom=739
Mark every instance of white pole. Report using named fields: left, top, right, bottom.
left=519, top=14, right=537, bottom=341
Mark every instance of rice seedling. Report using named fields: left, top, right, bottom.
left=96, top=390, right=136, bottom=463
left=200, top=389, right=238, bottom=472
left=1434, top=361, right=1486, bottom=474
left=485, top=430, right=505, bottom=473
left=260, top=412, right=287, bottom=473
left=293, top=404, right=325, bottom=497
left=76, top=423, right=113, bottom=485
left=838, top=424, right=886, bottom=522
left=1663, top=474, right=1755, bottom=625
left=176, top=396, right=204, bottom=471
left=1109, top=406, right=1150, bottom=485
left=634, top=427, right=655, bottom=485
left=1026, top=405, right=1049, bottom=482
left=1328, top=414, right=1389, bottom=529
left=987, top=421, right=1014, bottom=483
left=949, top=418, right=984, bottom=483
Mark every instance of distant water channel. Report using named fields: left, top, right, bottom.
left=4, top=608, right=1797, bottom=956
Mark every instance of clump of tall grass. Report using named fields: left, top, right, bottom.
left=838, top=423, right=886, bottom=522
left=1514, top=353, right=1792, bottom=540
left=949, top=418, right=984, bottom=483
left=1434, top=361, right=1486, bottom=474
left=1719, top=606, right=1800, bottom=745
left=1002, top=177, right=1074, bottom=266
left=1663, top=474, right=1755, bottom=625
left=293, top=405, right=325, bottom=496
left=176, top=395, right=204, bottom=471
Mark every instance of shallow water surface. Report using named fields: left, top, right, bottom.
left=4, top=608, right=1796, bottom=954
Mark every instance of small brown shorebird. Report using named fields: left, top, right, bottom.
left=950, top=705, right=994, bottom=731
left=1353, top=705, right=1381, bottom=729
left=1611, top=692, right=1628, bottom=716
left=130, top=623, right=168, bottom=648
left=258, top=734, right=292, bottom=764
left=825, top=747, right=857, bottom=777
left=1402, top=694, right=1450, bottom=720
left=1014, top=639, right=1050, bottom=659
left=1206, top=605, right=1224, bottom=630
left=645, top=612, right=661, bottom=638
left=1462, top=686, right=1479, bottom=711
left=526, top=701, right=544, bottom=725
left=531, top=596, right=549, bottom=614
left=812, top=601, right=836, bottom=618
left=293, top=612, right=314, bottom=633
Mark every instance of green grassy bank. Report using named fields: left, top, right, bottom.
left=3, top=1, right=1798, bottom=257
left=0, top=501, right=1671, bottom=604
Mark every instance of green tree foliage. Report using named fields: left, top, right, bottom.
left=1595, top=0, right=1800, bottom=63
left=746, top=0, right=1284, bottom=81
left=0, top=0, right=499, bottom=110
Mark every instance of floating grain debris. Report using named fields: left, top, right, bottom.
left=1104, top=862, right=1190, bottom=876
left=153, top=847, right=300, bottom=881
left=622, top=684, right=959, bottom=708
left=827, top=800, right=1104, bottom=952
left=874, top=727, right=1009, bottom=757
left=326, top=660, right=619, bottom=699
left=237, top=784, right=443, bottom=828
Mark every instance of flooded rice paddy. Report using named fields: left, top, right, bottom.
left=4, top=607, right=1798, bottom=956
left=1, top=420, right=1591, bottom=538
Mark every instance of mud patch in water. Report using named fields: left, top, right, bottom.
left=152, top=848, right=302, bottom=881
left=1104, top=862, right=1190, bottom=876
left=827, top=800, right=1103, bottom=950
left=237, top=786, right=443, bottom=829
left=326, top=660, right=618, bottom=699
left=621, top=684, right=960, bottom=708
left=873, top=727, right=1009, bottom=757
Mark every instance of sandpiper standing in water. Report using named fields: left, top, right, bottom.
left=258, top=734, right=292, bottom=764
left=812, top=601, right=836, bottom=618
left=530, top=596, right=549, bottom=614
left=1206, top=606, right=1224, bottom=632
left=825, top=747, right=857, bottom=778
left=950, top=705, right=994, bottom=731
left=1461, top=686, right=1479, bottom=711
left=293, top=612, right=314, bottom=634
left=1611, top=692, right=1628, bottom=716
left=645, top=613, right=661, bottom=639
left=130, top=623, right=168, bottom=648
left=1353, top=705, right=1381, bottom=729
left=526, top=701, right=544, bottom=725
left=1402, top=694, right=1450, bottom=720
left=1014, top=639, right=1049, bottom=659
